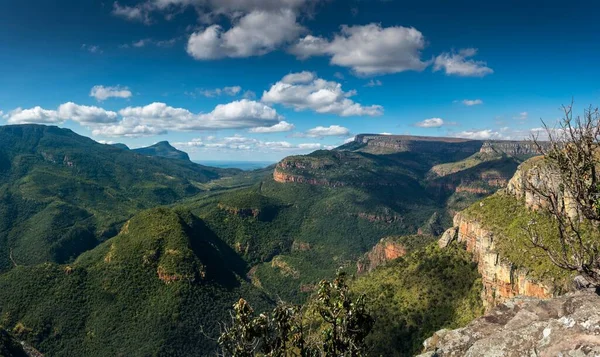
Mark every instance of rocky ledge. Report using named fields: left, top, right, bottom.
left=417, top=290, right=600, bottom=357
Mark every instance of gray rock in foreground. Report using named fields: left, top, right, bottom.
left=417, top=290, right=600, bottom=357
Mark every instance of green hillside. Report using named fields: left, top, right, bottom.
left=0, top=125, right=239, bottom=272
left=174, top=144, right=530, bottom=302
left=351, top=243, right=483, bottom=356
left=0, top=208, right=270, bottom=357
left=133, top=141, right=191, bottom=161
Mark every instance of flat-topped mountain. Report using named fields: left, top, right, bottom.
left=350, top=134, right=545, bottom=157
left=133, top=141, right=191, bottom=161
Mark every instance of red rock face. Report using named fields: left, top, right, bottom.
left=453, top=213, right=553, bottom=310
left=357, top=238, right=407, bottom=274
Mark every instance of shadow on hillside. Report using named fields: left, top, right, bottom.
left=185, top=214, right=249, bottom=289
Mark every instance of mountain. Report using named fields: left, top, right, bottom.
left=109, top=143, right=129, bottom=150
left=0, top=125, right=239, bottom=272
left=0, top=207, right=270, bottom=357
left=176, top=135, right=540, bottom=302
left=133, top=141, right=191, bottom=161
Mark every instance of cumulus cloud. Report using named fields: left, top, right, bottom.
left=94, top=100, right=283, bottom=137
left=6, top=100, right=287, bottom=138
left=57, top=103, right=119, bottom=124
left=187, top=10, right=305, bottom=59
left=90, top=85, right=133, bottom=101
left=289, top=24, right=429, bottom=75
left=174, top=134, right=327, bottom=153
left=195, top=86, right=242, bottom=98
left=7, top=103, right=118, bottom=125
left=462, top=99, right=483, bottom=106
left=306, top=125, right=350, bottom=137
left=433, top=48, right=493, bottom=77
left=262, top=72, right=383, bottom=117
left=7, top=107, right=62, bottom=125
left=249, top=121, right=295, bottom=133
left=454, top=129, right=502, bottom=140
left=452, top=127, right=548, bottom=141
left=415, top=118, right=444, bottom=128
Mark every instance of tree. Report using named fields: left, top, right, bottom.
left=526, top=103, right=600, bottom=287
left=218, top=272, right=374, bottom=356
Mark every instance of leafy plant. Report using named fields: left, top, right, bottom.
left=218, top=273, right=374, bottom=357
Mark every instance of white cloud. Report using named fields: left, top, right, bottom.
left=262, top=72, right=383, bottom=117
left=415, top=118, right=444, bottom=128
left=289, top=24, right=429, bottom=75
left=196, top=86, right=242, bottom=97
left=174, top=134, right=327, bottom=153
left=81, top=44, right=103, bottom=54
left=187, top=10, right=305, bottom=59
left=514, top=111, right=528, bottom=121
left=57, top=103, right=119, bottom=124
left=433, top=48, right=493, bottom=77
left=462, top=99, right=483, bottom=106
left=7, top=107, right=62, bottom=125
left=249, top=121, right=295, bottom=133
left=306, top=125, right=350, bottom=137
left=94, top=100, right=283, bottom=137
left=90, top=85, right=133, bottom=101
left=113, top=0, right=317, bottom=23
left=454, top=129, right=501, bottom=140
left=7, top=103, right=118, bottom=125
left=365, top=79, right=382, bottom=87
left=380, top=132, right=392, bottom=135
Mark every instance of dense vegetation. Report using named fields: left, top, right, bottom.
left=132, top=141, right=191, bottom=161
left=0, top=125, right=238, bottom=272
left=0, top=126, right=537, bottom=356
left=351, top=243, right=483, bottom=356
left=0, top=207, right=270, bottom=356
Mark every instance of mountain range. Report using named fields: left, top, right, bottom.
left=0, top=124, right=568, bottom=356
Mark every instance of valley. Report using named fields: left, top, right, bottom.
left=0, top=126, right=587, bottom=356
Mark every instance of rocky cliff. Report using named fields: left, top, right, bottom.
left=438, top=156, right=572, bottom=309
left=356, top=237, right=407, bottom=274
left=417, top=290, right=600, bottom=357
left=353, top=134, right=543, bottom=156
left=441, top=214, right=554, bottom=310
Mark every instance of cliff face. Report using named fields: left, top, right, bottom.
left=439, top=157, right=569, bottom=309
left=417, top=290, right=600, bottom=357
left=354, top=134, right=482, bottom=154
left=353, top=134, right=543, bottom=156
left=443, top=214, right=553, bottom=309
left=356, top=237, right=407, bottom=274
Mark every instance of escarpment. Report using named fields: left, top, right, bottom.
left=353, top=134, right=544, bottom=156
left=441, top=214, right=554, bottom=310
left=439, top=157, right=577, bottom=310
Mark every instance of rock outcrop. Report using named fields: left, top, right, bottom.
left=357, top=237, right=407, bottom=274
left=417, top=290, right=600, bottom=357
left=448, top=213, right=554, bottom=309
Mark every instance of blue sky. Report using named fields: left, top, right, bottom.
left=1, top=0, right=599, bottom=161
